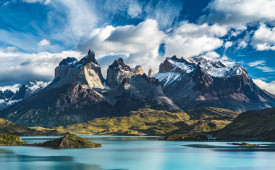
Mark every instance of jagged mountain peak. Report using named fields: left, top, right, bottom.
left=59, top=57, right=78, bottom=66
left=53, top=50, right=105, bottom=89
left=106, top=58, right=135, bottom=88
left=78, top=49, right=98, bottom=65
left=0, top=80, right=49, bottom=110
left=163, top=55, right=247, bottom=78
left=109, top=58, right=131, bottom=71
left=134, top=65, right=144, bottom=75
left=153, top=54, right=275, bottom=112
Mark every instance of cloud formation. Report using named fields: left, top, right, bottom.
left=38, top=39, right=51, bottom=47
left=251, top=24, right=275, bottom=50
left=164, top=22, right=228, bottom=58
left=253, top=79, right=275, bottom=95
left=78, top=19, right=166, bottom=73
left=200, top=0, right=275, bottom=29
left=0, top=50, right=81, bottom=85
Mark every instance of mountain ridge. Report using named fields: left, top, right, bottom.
left=0, top=51, right=274, bottom=127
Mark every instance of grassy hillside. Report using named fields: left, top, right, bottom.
left=215, top=108, right=275, bottom=141
left=39, top=107, right=239, bottom=136
left=187, top=107, right=239, bottom=120
left=0, top=118, right=66, bottom=136
left=0, top=133, right=27, bottom=145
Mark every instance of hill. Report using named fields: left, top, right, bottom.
left=0, top=118, right=65, bottom=136
left=215, top=108, right=275, bottom=141
left=0, top=133, right=27, bottom=146
left=43, top=108, right=238, bottom=136
left=38, top=134, right=101, bottom=149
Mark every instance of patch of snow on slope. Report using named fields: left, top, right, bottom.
left=190, top=56, right=246, bottom=78
left=168, top=59, right=195, bottom=73
left=152, top=72, right=181, bottom=87
left=26, top=80, right=50, bottom=92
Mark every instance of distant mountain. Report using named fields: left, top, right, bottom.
left=215, top=107, right=275, bottom=141
left=0, top=80, right=49, bottom=110
left=1, top=51, right=274, bottom=128
left=0, top=50, right=180, bottom=127
left=152, top=55, right=275, bottom=112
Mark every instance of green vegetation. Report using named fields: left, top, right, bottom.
left=38, top=134, right=101, bottom=149
left=0, top=118, right=67, bottom=136
left=163, top=133, right=208, bottom=141
left=215, top=108, right=275, bottom=141
left=51, top=109, right=190, bottom=136
left=33, top=107, right=238, bottom=137
left=0, top=133, right=27, bottom=146
left=0, top=133, right=101, bottom=149
left=187, top=107, right=239, bottom=120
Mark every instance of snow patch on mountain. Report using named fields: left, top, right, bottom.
left=166, top=55, right=247, bottom=78
left=25, top=80, right=50, bottom=93
left=152, top=72, right=181, bottom=87
left=168, top=59, right=195, bottom=73
left=189, top=56, right=247, bottom=78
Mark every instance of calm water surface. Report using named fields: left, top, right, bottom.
left=0, top=136, right=275, bottom=170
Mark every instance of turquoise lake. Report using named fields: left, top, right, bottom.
left=1, top=136, right=275, bottom=170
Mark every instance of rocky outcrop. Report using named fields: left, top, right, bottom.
left=39, top=134, right=101, bottom=149
left=106, top=58, right=135, bottom=88
left=148, top=69, right=155, bottom=77
left=153, top=55, right=275, bottom=112
left=53, top=50, right=105, bottom=89
left=134, top=65, right=144, bottom=75
left=115, top=74, right=181, bottom=113
left=0, top=51, right=116, bottom=127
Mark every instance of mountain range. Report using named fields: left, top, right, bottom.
left=0, top=80, right=49, bottom=110
left=0, top=50, right=274, bottom=127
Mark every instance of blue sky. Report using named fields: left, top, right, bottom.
left=0, top=0, right=275, bottom=93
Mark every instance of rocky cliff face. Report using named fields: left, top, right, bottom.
left=148, top=69, right=155, bottom=77
left=115, top=74, right=181, bottom=113
left=106, top=58, right=135, bottom=88
left=153, top=55, right=275, bottom=112
left=53, top=50, right=105, bottom=89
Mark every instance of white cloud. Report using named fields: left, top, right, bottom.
left=248, top=60, right=265, bottom=67
left=256, top=66, right=275, bottom=73
left=248, top=60, right=275, bottom=72
left=199, top=51, right=220, bottom=59
left=200, top=0, right=275, bottom=28
left=0, top=84, right=20, bottom=93
left=22, top=0, right=50, bottom=4
left=78, top=19, right=166, bottom=74
left=251, top=24, right=275, bottom=50
left=56, top=0, right=98, bottom=38
left=253, top=79, right=275, bottom=94
left=164, top=22, right=228, bottom=58
left=38, top=39, right=51, bottom=47
left=0, top=50, right=82, bottom=85
left=224, top=41, right=233, bottom=49
left=4, top=46, right=18, bottom=53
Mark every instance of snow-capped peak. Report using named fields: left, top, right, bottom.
left=166, top=55, right=247, bottom=78
left=24, top=80, right=50, bottom=93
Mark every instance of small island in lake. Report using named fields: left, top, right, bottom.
left=38, top=134, right=101, bottom=149
left=0, top=133, right=101, bottom=149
